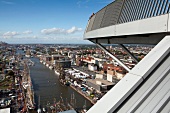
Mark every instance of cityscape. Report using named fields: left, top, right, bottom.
left=1, top=0, right=170, bottom=113
left=0, top=41, right=154, bottom=113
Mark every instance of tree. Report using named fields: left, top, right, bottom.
left=8, top=70, right=15, bottom=76
left=7, top=70, right=15, bottom=83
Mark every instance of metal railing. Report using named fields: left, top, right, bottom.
left=86, top=0, right=170, bottom=32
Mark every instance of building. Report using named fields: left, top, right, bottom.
left=42, top=55, right=52, bottom=62
left=55, top=60, right=71, bottom=68
left=0, top=108, right=10, bottom=113
left=59, top=110, right=77, bottom=113
left=88, top=63, right=98, bottom=71
left=107, top=65, right=126, bottom=81
left=86, top=78, right=115, bottom=92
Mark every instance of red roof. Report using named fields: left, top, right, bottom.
left=103, top=63, right=123, bottom=71
left=83, top=56, right=94, bottom=62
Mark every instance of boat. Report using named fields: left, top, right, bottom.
left=49, top=66, right=54, bottom=70
left=46, top=64, right=49, bottom=67
left=83, top=100, right=87, bottom=112
left=54, top=70, right=59, bottom=75
left=37, top=108, right=41, bottom=113
left=28, top=105, right=35, bottom=110
left=65, top=81, right=70, bottom=86
left=25, top=55, right=30, bottom=58
left=50, top=105, right=55, bottom=110
left=37, top=95, right=41, bottom=113
left=42, top=107, right=46, bottom=112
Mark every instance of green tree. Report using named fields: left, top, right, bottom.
left=8, top=70, right=15, bottom=81
left=8, top=70, right=15, bottom=76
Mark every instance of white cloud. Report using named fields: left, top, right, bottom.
left=41, top=26, right=83, bottom=35
left=19, top=36, right=38, bottom=39
left=40, top=35, right=86, bottom=44
left=67, top=26, right=82, bottom=34
left=32, top=36, right=38, bottom=39
left=41, top=28, right=65, bottom=35
left=1, top=1, right=14, bottom=5
left=3, top=31, right=19, bottom=38
left=23, top=30, right=33, bottom=34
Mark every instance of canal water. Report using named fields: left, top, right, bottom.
left=17, top=50, right=92, bottom=112
left=29, top=57, right=92, bottom=112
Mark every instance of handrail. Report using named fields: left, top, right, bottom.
left=86, top=0, right=170, bottom=33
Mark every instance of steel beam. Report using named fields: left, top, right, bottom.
left=96, top=43, right=130, bottom=72
left=119, top=44, right=139, bottom=63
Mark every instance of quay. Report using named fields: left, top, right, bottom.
left=29, top=57, right=93, bottom=112
left=70, top=85, right=96, bottom=105
left=22, top=59, right=35, bottom=110
left=39, top=55, right=97, bottom=107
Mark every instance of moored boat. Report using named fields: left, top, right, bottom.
left=54, top=70, right=59, bottom=75
left=49, top=65, right=54, bottom=70
left=37, top=95, right=41, bottom=113
left=43, top=107, right=46, bottom=112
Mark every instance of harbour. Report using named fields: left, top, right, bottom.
left=1, top=0, right=169, bottom=112
left=29, top=57, right=92, bottom=112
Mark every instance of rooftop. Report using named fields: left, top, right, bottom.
left=0, top=108, right=10, bottom=113
left=87, top=78, right=114, bottom=86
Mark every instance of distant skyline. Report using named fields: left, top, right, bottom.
left=0, top=0, right=113, bottom=44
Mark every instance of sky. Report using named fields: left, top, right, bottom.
left=0, top=0, right=113, bottom=44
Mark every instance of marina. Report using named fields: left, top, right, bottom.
left=29, top=57, right=92, bottom=112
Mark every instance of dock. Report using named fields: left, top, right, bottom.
left=22, top=60, right=35, bottom=110
left=70, top=85, right=96, bottom=105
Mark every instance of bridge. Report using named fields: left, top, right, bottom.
left=84, top=0, right=170, bottom=113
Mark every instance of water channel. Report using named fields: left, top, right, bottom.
left=16, top=49, right=92, bottom=113
left=17, top=50, right=92, bottom=112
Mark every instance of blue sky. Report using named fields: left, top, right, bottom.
left=0, top=0, right=113, bottom=44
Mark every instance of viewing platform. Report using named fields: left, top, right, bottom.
left=84, top=0, right=170, bottom=45
left=84, top=0, right=170, bottom=113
